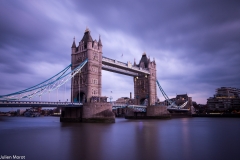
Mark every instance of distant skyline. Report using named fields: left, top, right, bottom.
left=0, top=0, right=240, bottom=105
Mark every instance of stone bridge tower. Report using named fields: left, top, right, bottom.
left=133, top=53, right=157, bottom=106
left=71, top=28, right=102, bottom=103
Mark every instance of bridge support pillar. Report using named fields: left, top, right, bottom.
left=60, top=102, right=115, bottom=123
left=146, top=106, right=171, bottom=118
left=82, top=102, right=115, bottom=123
left=60, top=107, right=82, bottom=122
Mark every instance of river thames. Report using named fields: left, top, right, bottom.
left=0, top=116, right=240, bottom=160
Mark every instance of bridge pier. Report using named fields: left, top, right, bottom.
left=60, top=107, right=82, bottom=122
left=82, top=102, right=115, bottom=123
left=60, top=101, right=115, bottom=123
left=146, top=105, right=171, bottom=118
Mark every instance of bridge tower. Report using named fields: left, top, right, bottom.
left=60, top=28, right=114, bottom=123
left=134, top=53, right=157, bottom=106
left=71, top=28, right=102, bottom=103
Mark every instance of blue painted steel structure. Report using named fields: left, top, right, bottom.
left=156, top=80, right=189, bottom=110
left=0, top=59, right=88, bottom=101
left=0, top=57, right=188, bottom=112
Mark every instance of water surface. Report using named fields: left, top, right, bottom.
left=0, top=117, right=240, bottom=160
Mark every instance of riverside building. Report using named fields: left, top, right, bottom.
left=207, top=87, right=240, bottom=112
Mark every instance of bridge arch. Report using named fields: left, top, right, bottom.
left=140, top=98, right=148, bottom=105
left=75, top=91, right=86, bottom=103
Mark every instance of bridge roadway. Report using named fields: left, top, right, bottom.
left=0, top=101, right=83, bottom=108
left=0, top=101, right=147, bottom=112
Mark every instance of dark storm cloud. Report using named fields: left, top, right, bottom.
left=0, top=1, right=70, bottom=65
left=73, top=0, right=240, bottom=57
left=0, top=1, right=75, bottom=77
left=73, top=0, right=240, bottom=66
left=0, top=1, right=73, bottom=95
left=0, top=1, right=55, bottom=48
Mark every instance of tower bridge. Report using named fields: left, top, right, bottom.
left=0, top=28, right=192, bottom=122
left=70, top=28, right=157, bottom=108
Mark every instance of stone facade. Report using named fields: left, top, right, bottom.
left=133, top=53, right=157, bottom=106
left=71, top=28, right=102, bottom=103
left=60, top=107, right=82, bottom=122
left=146, top=106, right=170, bottom=117
left=82, top=102, right=115, bottom=123
left=62, top=28, right=115, bottom=123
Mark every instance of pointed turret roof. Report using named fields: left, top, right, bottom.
left=81, top=28, right=93, bottom=43
left=139, top=52, right=149, bottom=68
left=134, top=58, right=136, bottom=66
left=71, top=37, right=76, bottom=48
left=98, top=35, right=102, bottom=46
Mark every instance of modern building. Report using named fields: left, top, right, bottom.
left=207, top=87, right=240, bottom=111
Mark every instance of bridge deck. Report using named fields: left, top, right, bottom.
left=0, top=101, right=83, bottom=108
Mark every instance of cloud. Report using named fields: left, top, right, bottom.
left=0, top=0, right=240, bottom=105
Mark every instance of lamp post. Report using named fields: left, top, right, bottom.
left=79, top=71, right=80, bottom=104
left=110, top=91, right=113, bottom=103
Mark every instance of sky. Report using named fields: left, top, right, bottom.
left=0, top=0, right=240, bottom=105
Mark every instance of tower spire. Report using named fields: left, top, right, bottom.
left=71, top=36, right=76, bottom=48
left=98, top=34, right=102, bottom=46
left=85, top=27, right=90, bottom=33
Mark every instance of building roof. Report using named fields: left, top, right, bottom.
left=139, top=53, right=149, bottom=68
left=81, top=28, right=93, bottom=43
left=98, top=35, right=102, bottom=46
left=71, top=39, right=76, bottom=48
left=176, top=94, right=188, bottom=99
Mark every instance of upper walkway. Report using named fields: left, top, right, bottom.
left=102, top=56, right=150, bottom=76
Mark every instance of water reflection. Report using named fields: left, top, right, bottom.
left=181, top=118, right=191, bottom=159
left=1, top=117, right=240, bottom=160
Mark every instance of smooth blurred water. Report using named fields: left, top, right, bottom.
left=0, top=116, right=240, bottom=160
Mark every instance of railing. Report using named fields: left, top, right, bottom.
left=102, top=57, right=115, bottom=63
left=128, top=105, right=147, bottom=108
left=112, top=104, right=146, bottom=112
left=0, top=101, right=82, bottom=106
left=128, top=105, right=147, bottom=112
